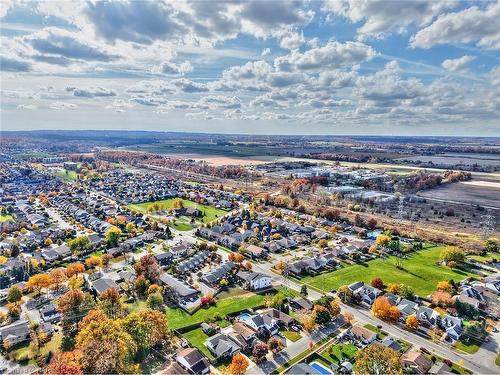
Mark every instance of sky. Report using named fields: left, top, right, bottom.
left=1, top=0, right=499, bottom=136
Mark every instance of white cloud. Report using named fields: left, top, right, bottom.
left=324, top=0, right=458, bottom=40
left=49, top=101, right=79, bottom=110
left=411, top=2, right=500, bottom=49
left=261, top=48, right=271, bottom=56
left=159, top=61, right=193, bottom=75
left=66, top=86, right=117, bottom=98
left=442, top=55, right=476, bottom=72
left=275, top=41, right=377, bottom=72
left=17, top=104, right=38, bottom=110
left=279, top=31, right=305, bottom=50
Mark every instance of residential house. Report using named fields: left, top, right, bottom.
left=200, top=261, right=236, bottom=287
left=439, top=315, right=463, bottom=341
left=401, top=351, right=433, bottom=374
left=205, top=333, right=241, bottom=360
left=237, top=271, right=272, bottom=291
left=243, top=313, right=279, bottom=335
left=287, top=363, right=321, bottom=375
left=261, top=308, right=295, bottom=328
left=176, top=348, right=210, bottom=374
left=159, top=273, right=199, bottom=302
left=349, top=324, right=376, bottom=345
left=91, top=278, right=121, bottom=296
left=0, top=320, right=30, bottom=346
left=416, top=306, right=439, bottom=328
left=289, top=296, right=313, bottom=312
left=397, top=299, right=419, bottom=318
left=40, top=303, right=61, bottom=323
left=348, top=282, right=381, bottom=306
left=228, top=322, right=257, bottom=351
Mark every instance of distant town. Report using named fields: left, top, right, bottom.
left=0, top=131, right=498, bottom=375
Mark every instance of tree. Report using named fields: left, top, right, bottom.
left=125, top=222, right=136, bottom=234
left=228, top=353, right=249, bottom=375
left=171, top=198, right=184, bottom=209
left=7, top=286, right=22, bottom=303
left=318, top=239, right=328, bottom=248
left=45, top=350, right=83, bottom=375
left=329, top=300, right=341, bottom=318
left=49, top=268, right=67, bottom=293
left=275, top=260, right=286, bottom=274
left=85, top=255, right=102, bottom=269
left=228, top=252, right=244, bottom=263
left=268, top=337, right=284, bottom=353
left=405, top=315, right=419, bottom=331
left=440, top=247, right=465, bottom=264
left=44, top=238, right=53, bottom=247
left=7, top=302, right=21, bottom=320
left=337, top=285, right=353, bottom=303
left=313, top=304, right=331, bottom=325
left=484, top=239, right=498, bottom=253
left=134, top=275, right=150, bottom=296
left=243, top=261, right=253, bottom=271
left=27, top=273, right=52, bottom=296
left=76, top=316, right=137, bottom=374
left=372, top=297, right=401, bottom=323
left=134, top=255, right=161, bottom=283
left=105, top=227, right=122, bottom=247
left=147, top=292, right=164, bottom=311
left=431, top=291, right=453, bottom=307
left=120, top=309, right=169, bottom=356
left=69, top=235, right=91, bottom=256
left=454, top=300, right=480, bottom=320
left=367, top=217, right=377, bottom=229
left=375, top=234, right=390, bottom=247
left=252, top=342, right=269, bottom=363
left=298, top=313, right=317, bottom=332
left=68, top=275, right=84, bottom=290
left=99, top=288, right=126, bottom=319
left=436, top=281, right=453, bottom=292
left=387, top=283, right=400, bottom=294
left=58, top=289, right=95, bottom=336
left=354, top=343, right=403, bottom=375
left=371, top=278, right=384, bottom=289
left=66, top=263, right=85, bottom=277
left=398, top=284, right=414, bottom=300
left=300, top=285, right=308, bottom=297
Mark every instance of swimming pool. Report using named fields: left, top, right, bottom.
left=310, top=361, right=333, bottom=375
left=238, top=313, right=252, bottom=321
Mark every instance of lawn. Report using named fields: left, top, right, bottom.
left=127, top=198, right=227, bottom=224
left=0, top=213, right=14, bottom=222
left=300, top=246, right=475, bottom=297
left=321, top=343, right=357, bottom=364
left=496, top=353, right=500, bottom=366
left=183, top=327, right=215, bottom=361
left=55, top=170, right=78, bottom=181
left=453, top=340, right=480, bottom=354
left=282, top=330, right=302, bottom=342
left=166, top=287, right=296, bottom=329
left=125, top=299, right=148, bottom=314
left=468, top=253, right=498, bottom=263
left=364, top=324, right=388, bottom=340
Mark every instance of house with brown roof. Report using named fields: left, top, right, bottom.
left=349, top=324, right=377, bottom=344
left=401, top=350, right=433, bottom=374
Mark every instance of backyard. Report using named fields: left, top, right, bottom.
left=183, top=327, right=215, bottom=361
left=300, top=246, right=475, bottom=297
left=320, top=343, right=358, bottom=365
left=166, top=287, right=296, bottom=329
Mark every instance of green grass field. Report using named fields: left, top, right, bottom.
left=55, top=170, right=78, bottom=181
left=183, top=328, right=215, bottom=361
left=300, top=246, right=475, bottom=297
left=0, top=214, right=14, bottom=222
left=127, top=198, right=227, bottom=225
left=282, top=330, right=302, bottom=342
left=321, top=343, right=357, bottom=365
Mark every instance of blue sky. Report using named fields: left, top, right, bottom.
left=1, top=0, right=499, bottom=135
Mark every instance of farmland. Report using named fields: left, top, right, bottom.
left=300, top=246, right=476, bottom=297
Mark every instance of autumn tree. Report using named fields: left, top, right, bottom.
left=431, top=291, right=453, bottom=307
left=337, top=285, right=353, bottom=303
left=371, top=278, right=384, bottom=289
left=387, top=283, right=400, bottom=294
left=405, top=315, right=419, bottom=331
left=105, top=227, right=122, bottom=247
left=375, top=234, right=390, bottom=247
left=58, top=289, right=95, bottom=337
left=147, top=292, right=164, bottom=311
left=121, top=309, right=169, bottom=358
left=398, top=284, right=415, bottom=300
left=436, top=281, right=453, bottom=292
left=228, top=353, right=249, bottom=375
left=66, top=262, right=85, bottom=277
left=69, top=235, right=91, bottom=256
left=48, top=268, right=67, bottom=293
left=298, top=313, right=317, bottom=332
left=372, top=297, right=401, bottom=323
left=329, top=300, right=341, bottom=318
left=76, top=316, right=137, bottom=374
left=134, top=254, right=161, bottom=283
left=355, top=344, right=403, bottom=375
left=85, top=255, right=102, bottom=269
left=268, top=337, right=284, bottom=353
left=45, top=350, right=83, bottom=375
left=252, top=342, right=269, bottom=363
left=440, top=247, right=465, bottom=264
left=228, top=252, right=244, bottom=263
left=27, top=273, right=52, bottom=296
left=99, top=288, right=126, bottom=319
left=275, top=260, right=286, bottom=274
